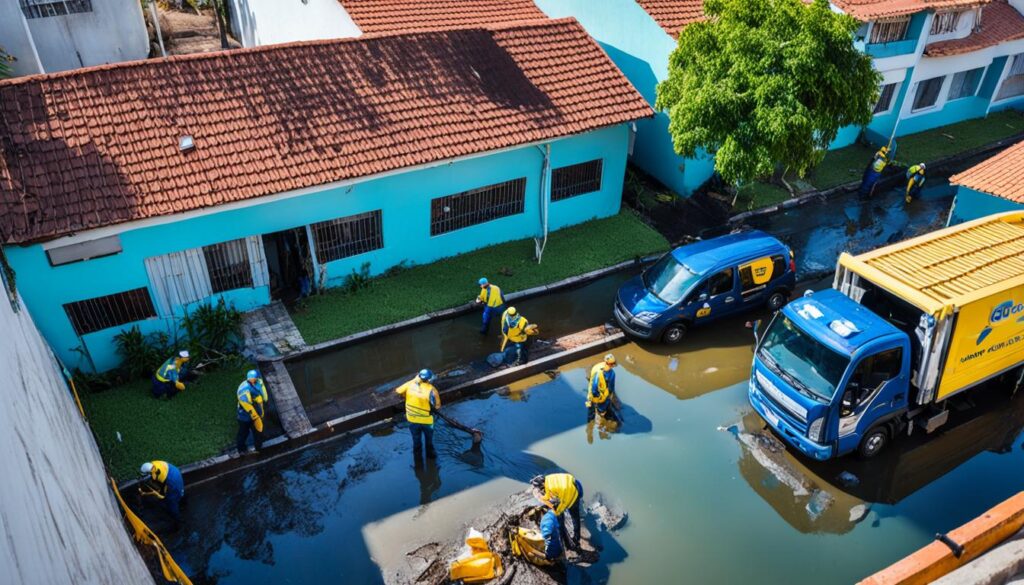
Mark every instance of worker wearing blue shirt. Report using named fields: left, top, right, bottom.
left=152, top=350, right=190, bottom=399
left=858, top=146, right=892, bottom=198
left=586, top=354, right=620, bottom=423
left=905, top=163, right=926, bottom=203
left=475, top=277, right=505, bottom=335
left=237, top=370, right=269, bottom=455
left=540, top=498, right=564, bottom=561
left=139, top=460, right=185, bottom=518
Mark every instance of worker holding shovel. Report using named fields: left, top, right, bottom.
left=500, top=306, right=537, bottom=366
left=587, top=354, right=623, bottom=425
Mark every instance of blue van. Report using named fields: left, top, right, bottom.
left=614, top=231, right=796, bottom=343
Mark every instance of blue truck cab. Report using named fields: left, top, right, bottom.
left=615, top=230, right=796, bottom=343
left=748, top=289, right=912, bottom=460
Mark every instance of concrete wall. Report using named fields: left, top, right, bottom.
left=24, top=0, right=148, bottom=73
left=0, top=292, right=154, bottom=584
left=227, top=0, right=361, bottom=47
left=4, top=124, right=629, bottom=372
left=949, top=186, right=1024, bottom=225
left=0, top=0, right=43, bottom=76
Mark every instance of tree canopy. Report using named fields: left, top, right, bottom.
left=655, top=0, right=880, bottom=185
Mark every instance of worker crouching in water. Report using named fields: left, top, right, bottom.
left=397, top=369, right=441, bottom=461
left=152, top=350, right=190, bottom=399
left=236, top=370, right=268, bottom=455
left=587, top=354, right=621, bottom=424
left=905, top=163, right=926, bottom=203
left=501, top=306, right=537, bottom=366
left=139, top=460, right=185, bottom=520
left=532, top=473, right=583, bottom=551
left=475, top=277, right=505, bottom=335
left=858, top=146, right=892, bottom=198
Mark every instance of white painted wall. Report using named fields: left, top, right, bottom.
left=23, top=0, right=149, bottom=73
left=924, top=8, right=976, bottom=44
left=228, top=0, right=361, bottom=47
left=0, top=293, right=154, bottom=584
left=0, top=0, right=43, bottom=76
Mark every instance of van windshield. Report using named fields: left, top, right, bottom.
left=643, top=254, right=701, bottom=305
left=758, top=315, right=850, bottom=401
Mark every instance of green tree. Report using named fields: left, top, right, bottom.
left=656, top=0, right=880, bottom=190
left=0, top=45, right=14, bottom=79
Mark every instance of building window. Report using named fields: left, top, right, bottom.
left=46, top=235, right=122, bottom=266
left=311, top=210, right=384, bottom=264
left=19, top=0, right=92, bottom=18
left=430, top=178, right=526, bottom=236
left=551, top=160, right=603, bottom=201
left=996, top=54, right=1024, bottom=101
left=870, top=17, right=911, bottom=44
left=930, top=11, right=961, bottom=36
left=873, top=83, right=899, bottom=114
left=912, top=76, right=945, bottom=111
left=948, top=67, right=984, bottom=100
left=64, top=288, right=157, bottom=336
left=202, top=239, right=253, bottom=293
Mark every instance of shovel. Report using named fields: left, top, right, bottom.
left=434, top=408, right=484, bottom=444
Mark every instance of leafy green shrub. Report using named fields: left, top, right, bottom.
left=114, top=326, right=170, bottom=380
left=180, top=298, right=243, bottom=365
left=342, top=262, right=372, bottom=294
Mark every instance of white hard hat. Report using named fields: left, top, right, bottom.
left=178, top=350, right=190, bottom=359
left=140, top=462, right=153, bottom=476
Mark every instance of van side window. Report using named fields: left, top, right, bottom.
left=708, top=268, right=734, bottom=297
left=771, top=255, right=786, bottom=279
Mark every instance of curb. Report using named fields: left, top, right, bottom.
left=727, top=131, right=1024, bottom=225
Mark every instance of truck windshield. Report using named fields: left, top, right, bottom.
left=642, top=254, right=700, bottom=305
left=758, top=315, right=850, bottom=401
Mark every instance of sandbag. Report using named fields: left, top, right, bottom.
left=449, top=529, right=503, bottom=583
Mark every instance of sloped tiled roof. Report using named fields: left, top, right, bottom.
left=338, top=0, right=548, bottom=34
left=950, top=140, right=1024, bottom=203
left=0, top=19, right=652, bottom=244
left=925, top=0, right=1024, bottom=56
left=832, top=0, right=989, bottom=21
left=635, top=0, right=706, bottom=37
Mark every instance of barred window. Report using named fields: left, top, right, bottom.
left=552, top=160, right=603, bottom=201
left=869, top=17, right=910, bottom=44
left=311, top=210, right=383, bottom=264
left=930, top=11, right=961, bottom=36
left=20, top=0, right=92, bottom=18
left=202, top=239, right=253, bottom=293
left=430, top=178, right=526, bottom=236
left=873, top=83, right=898, bottom=114
left=64, top=288, right=156, bottom=336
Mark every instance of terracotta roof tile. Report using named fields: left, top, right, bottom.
left=950, top=140, right=1024, bottom=203
left=634, top=0, right=706, bottom=37
left=924, top=0, right=1024, bottom=56
left=832, top=0, right=989, bottom=20
left=338, top=0, right=548, bottom=34
left=0, top=19, right=652, bottom=244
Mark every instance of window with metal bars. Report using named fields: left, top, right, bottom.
left=869, top=17, right=910, bottom=43
left=430, top=178, right=526, bottom=236
left=20, top=0, right=92, bottom=18
left=311, top=210, right=384, bottom=264
left=64, top=288, right=157, bottom=336
left=996, top=54, right=1024, bottom=101
left=551, top=160, right=603, bottom=201
left=930, top=11, right=961, bottom=36
left=202, top=239, right=253, bottom=293
left=873, top=83, right=898, bottom=114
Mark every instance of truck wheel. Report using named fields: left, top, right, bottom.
left=661, top=322, right=688, bottom=344
left=858, top=427, right=888, bottom=459
left=766, top=291, right=788, bottom=312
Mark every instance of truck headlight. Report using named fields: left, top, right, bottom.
left=633, top=311, right=659, bottom=324
left=807, top=417, right=825, bottom=443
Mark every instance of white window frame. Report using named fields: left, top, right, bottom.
left=911, top=75, right=946, bottom=112
left=869, top=17, right=911, bottom=44
left=994, top=53, right=1024, bottom=103
left=19, top=0, right=92, bottom=19
left=873, top=82, right=900, bottom=115
left=947, top=67, right=985, bottom=101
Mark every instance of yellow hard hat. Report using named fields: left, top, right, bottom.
left=507, top=307, right=517, bottom=316
left=604, top=353, right=617, bottom=365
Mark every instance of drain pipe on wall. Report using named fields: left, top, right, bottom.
left=534, top=144, right=552, bottom=263
left=147, top=0, right=167, bottom=58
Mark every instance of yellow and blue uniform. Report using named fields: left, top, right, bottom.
left=858, top=147, right=890, bottom=197
left=236, top=377, right=269, bottom=453
left=537, top=473, right=584, bottom=549
left=477, top=283, right=505, bottom=334
left=141, top=460, right=185, bottom=517
left=397, top=376, right=441, bottom=458
left=152, top=356, right=187, bottom=399
left=540, top=508, right=563, bottom=560
left=905, top=164, right=926, bottom=202
left=501, top=308, right=530, bottom=365
left=587, top=362, right=618, bottom=422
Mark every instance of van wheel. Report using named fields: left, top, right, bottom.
left=858, top=427, right=888, bottom=459
left=661, top=323, right=688, bottom=344
left=766, top=291, right=788, bottom=312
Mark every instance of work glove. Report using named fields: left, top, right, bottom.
left=253, top=416, right=264, bottom=433
left=175, top=381, right=186, bottom=391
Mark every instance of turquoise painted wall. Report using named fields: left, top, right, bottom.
left=535, top=0, right=715, bottom=196
left=6, top=125, right=629, bottom=372
left=949, top=187, right=1024, bottom=225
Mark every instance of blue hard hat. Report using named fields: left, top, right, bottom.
left=246, top=369, right=259, bottom=380
left=478, top=277, right=488, bottom=286
left=418, top=369, right=434, bottom=381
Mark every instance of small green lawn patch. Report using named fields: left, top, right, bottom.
left=81, top=365, right=252, bottom=481
left=733, top=182, right=792, bottom=212
left=894, top=110, right=1024, bottom=165
left=808, top=143, right=875, bottom=191
left=290, top=210, right=669, bottom=344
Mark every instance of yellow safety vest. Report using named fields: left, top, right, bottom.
left=478, top=284, right=504, bottom=308
left=502, top=312, right=529, bottom=343
left=543, top=473, right=579, bottom=515
left=155, top=358, right=178, bottom=383
left=398, top=378, right=439, bottom=425
left=871, top=153, right=888, bottom=173
left=589, top=363, right=611, bottom=404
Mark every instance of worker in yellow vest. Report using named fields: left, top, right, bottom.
left=501, top=306, right=532, bottom=365
left=587, top=354, right=620, bottom=424
left=397, top=369, right=441, bottom=460
left=152, top=350, right=190, bottom=399
left=475, top=277, right=506, bottom=335
left=905, top=163, right=926, bottom=203
left=858, top=145, right=892, bottom=198
left=139, top=460, right=185, bottom=519
left=531, top=472, right=584, bottom=550
left=236, top=370, right=269, bottom=455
